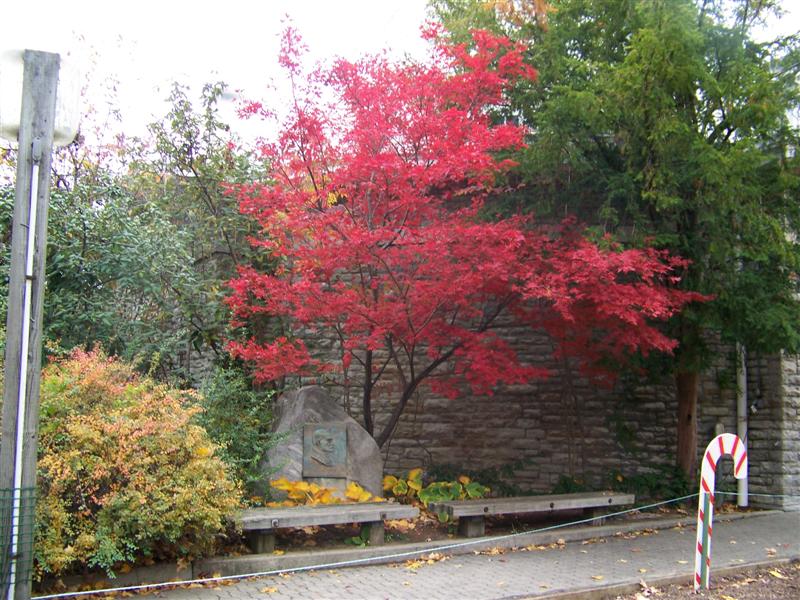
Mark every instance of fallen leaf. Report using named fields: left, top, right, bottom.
left=591, top=575, right=604, bottom=581
left=405, top=560, right=424, bottom=571
left=677, top=560, right=688, bottom=564
left=618, top=559, right=628, bottom=563
left=260, top=587, right=278, bottom=594
left=720, top=595, right=737, bottom=600
left=386, top=519, right=416, bottom=532
left=765, top=547, right=778, bottom=556
left=768, top=569, right=786, bottom=579
left=272, top=549, right=285, bottom=556
left=639, top=568, right=648, bottom=573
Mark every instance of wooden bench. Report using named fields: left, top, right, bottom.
left=239, top=502, right=419, bottom=553
left=428, top=491, right=635, bottom=537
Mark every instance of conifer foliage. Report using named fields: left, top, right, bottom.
left=227, top=28, right=701, bottom=447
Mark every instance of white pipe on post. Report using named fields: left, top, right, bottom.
left=6, top=158, right=39, bottom=600
left=736, top=343, right=748, bottom=507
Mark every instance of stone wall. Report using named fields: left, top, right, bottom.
left=326, top=325, right=799, bottom=508
left=746, top=353, right=800, bottom=510
left=777, top=354, right=800, bottom=510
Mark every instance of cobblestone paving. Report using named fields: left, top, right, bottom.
left=133, top=512, right=799, bottom=600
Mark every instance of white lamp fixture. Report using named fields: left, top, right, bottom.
left=0, top=48, right=80, bottom=146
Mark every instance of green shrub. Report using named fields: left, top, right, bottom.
left=609, top=464, right=691, bottom=502
left=383, top=469, right=490, bottom=521
left=426, top=460, right=531, bottom=497
left=197, top=366, right=275, bottom=499
left=35, top=349, right=242, bottom=580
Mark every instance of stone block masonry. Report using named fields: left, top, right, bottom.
left=320, top=324, right=799, bottom=508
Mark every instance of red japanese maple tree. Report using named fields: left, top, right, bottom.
left=227, top=27, right=701, bottom=447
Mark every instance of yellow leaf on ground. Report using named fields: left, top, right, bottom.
left=386, top=519, right=416, bottom=532
left=769, top=569, right=786, bottom=579
left=720, top=595, right=738, bottom=600
left=260, top=586, right=278, bottom=594
left=272, top=549, right=285, bottom=556
left=591, top=575, right=604, bottom=581
left=639, top=568, right=647, bottom=573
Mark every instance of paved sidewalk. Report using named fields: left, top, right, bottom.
left=135, top=511, right=798, bottom=600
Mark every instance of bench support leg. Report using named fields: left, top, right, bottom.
left=361, top=521, right=385, bottom=546
left=458, top=516, right=485, bottom=537
left=588, top=508, right=607, bottom=526
left=246, top=530, right=276, bottom=554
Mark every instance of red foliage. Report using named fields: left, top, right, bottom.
left=226, top=28, right=702, bottom=446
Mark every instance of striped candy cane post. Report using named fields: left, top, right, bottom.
left=694, top=433, right=748, bottom=591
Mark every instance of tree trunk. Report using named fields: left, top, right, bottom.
left=676, top=370, right=700, bottom=482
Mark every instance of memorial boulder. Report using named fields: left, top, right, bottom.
left=263, top=386, right=383, bottom=498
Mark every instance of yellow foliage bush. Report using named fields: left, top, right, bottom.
left=34, top=349, right=242, bottom=580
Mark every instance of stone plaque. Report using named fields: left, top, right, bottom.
left=303, top=423, right=347, bottom=478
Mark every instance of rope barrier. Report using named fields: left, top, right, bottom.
left=32, top=493, right=700, bottom=600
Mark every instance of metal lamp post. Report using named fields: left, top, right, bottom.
left=0, top=49, right=78, bottom=600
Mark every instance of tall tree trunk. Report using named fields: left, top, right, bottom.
left=676, top=370, right=700, bottom=482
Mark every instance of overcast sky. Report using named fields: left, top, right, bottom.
left=2, top=0, right=799, bottom=142
left=2, top=0, right=431, bottom=139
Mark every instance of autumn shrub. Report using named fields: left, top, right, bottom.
left=35, top=349, right=242, bottom=580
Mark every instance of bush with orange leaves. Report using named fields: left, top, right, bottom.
left=33, top=349, right=242, bottom=580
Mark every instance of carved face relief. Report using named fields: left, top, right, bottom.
left=302, top=423, right=347, bottom=477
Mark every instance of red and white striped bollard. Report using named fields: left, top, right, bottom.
left=694, top=433, right=747, bottom=591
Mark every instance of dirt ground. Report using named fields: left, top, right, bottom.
left=272, top=504, right=695, bottom=550
left=613, top=561, right=800, bottom=600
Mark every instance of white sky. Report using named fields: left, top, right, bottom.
left=2, top=0, right=432, bottom=139
left=2, top=0, right=799, bottom=142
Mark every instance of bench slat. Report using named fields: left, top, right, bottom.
left=429, top=492, right=634, bottom=518
left=240, top=502, right=418, bottom=530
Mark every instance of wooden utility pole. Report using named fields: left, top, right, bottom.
left=0, top=50, right=60, bottom=600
